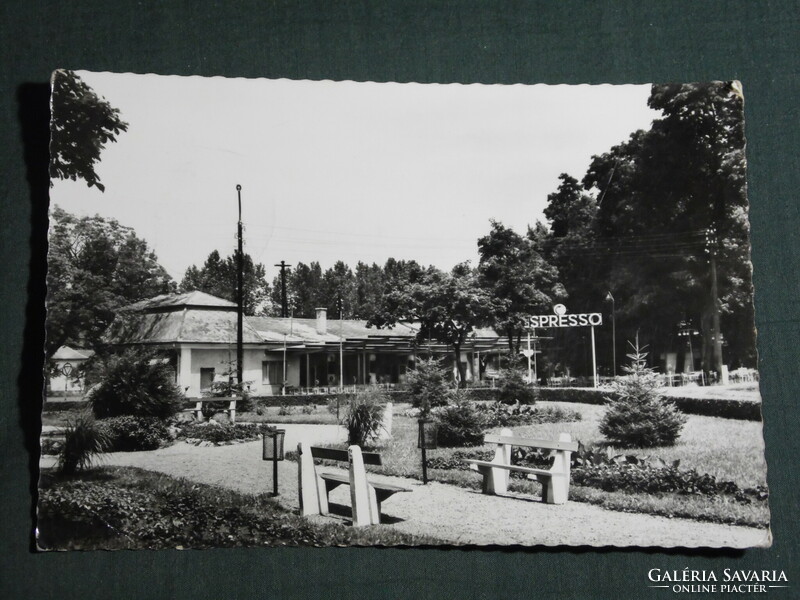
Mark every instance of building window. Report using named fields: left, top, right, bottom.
left=263, top=361, right=282, bottom=385
left=200, top=368, right=215, bottom=391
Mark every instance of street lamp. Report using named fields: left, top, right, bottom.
left=417, top=418, right=438, bottom=484
left=605, top=292, right=616, bottom=377
left=61, top=361, right=73, bottom=402
left=262, top=426, right=286, bottom=496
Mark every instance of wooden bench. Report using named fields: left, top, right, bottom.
left=465, top=428, right=578, bottom=504
left=297, top=442, right=411, bottom=526
left=185, top=397, right=238, bottom=424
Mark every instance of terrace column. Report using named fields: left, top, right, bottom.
left=179, top=347, right=193, bottom=396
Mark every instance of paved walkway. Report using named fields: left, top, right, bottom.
left=40, top=424, right=770, bottom=548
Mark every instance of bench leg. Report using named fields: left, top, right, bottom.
left=367, top=484, right=380, bottom=525
left=298, top=442, right=321, bottom=516
left=349, top=446, right=372, bottom=527
left=537, top=474, right=568, bottom=504
left=477, top=466, right=507, bottom=495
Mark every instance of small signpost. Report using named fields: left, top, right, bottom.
left=530, top=305, right=604, bottom=388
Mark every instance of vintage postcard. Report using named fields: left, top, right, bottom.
left=39, top=72, right=768, bottom=549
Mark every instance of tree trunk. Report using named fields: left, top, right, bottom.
left=453, top=342, right=467, bottom=388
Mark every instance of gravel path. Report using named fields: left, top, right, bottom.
left=40, top=424, right=770, bottom=548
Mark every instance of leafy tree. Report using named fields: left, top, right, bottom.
left=272, top=261, right=323, bottom=318
left=599, top=340, right=687, bottom=448
left=581, top=81, right=754, bottom=370
left=180, top=250, right=270, bottom=315
left=405, top=357, right=453, bottom=413
left=46, top=206, right=175, bottom=356
left=319, top=261, right=358, bottom=318
left=478, top=220, right=563, bottom=354
left=50, top=70, right=128, bottom=192
left=353, top=261, right=385, bottom=319
left=370, top=263, right=491, bottom=386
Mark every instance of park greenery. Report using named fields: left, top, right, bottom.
left=49, top=70, right=128, bottom=192
left=599, top=341, right=688, bottom=447
left=48, top=81, right=755, bottom=382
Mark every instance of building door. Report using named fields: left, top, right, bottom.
left=200, top=368, right=215, bottom=392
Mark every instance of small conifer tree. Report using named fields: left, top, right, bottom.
left=599, top=338, right=687, bottom=448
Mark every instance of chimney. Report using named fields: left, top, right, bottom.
left=315, top=307, right=327, bottom=334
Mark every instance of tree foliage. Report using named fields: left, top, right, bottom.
left=50, top=70, right=128, bottom=192
left=478, top=220, right=563, bottom=354
left=599, top=340, right=687, bottom=448
left=537, top=81, right=754, bottom=374
left=88, top=348, right=182, bottom=420
left=180, top=250, right=270, bottom=315
left=46, top=206, right=175, bottom=356
left=370, top=262, right=491, bottom=385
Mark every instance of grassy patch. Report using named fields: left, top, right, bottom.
left=37, top=466, right=438, bottom=550
left=305, top=401, right=768, bottom=528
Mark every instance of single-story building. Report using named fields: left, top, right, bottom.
left=105, top=291, right=507, bottom=397
left=48, top=345, right=95, bottom=394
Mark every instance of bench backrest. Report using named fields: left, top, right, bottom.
left=483, top=434, right=578, bottom=453
left=309, top=445, right=383, bottom=466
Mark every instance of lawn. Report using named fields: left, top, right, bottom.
left=37, top=466, right=439, bottom=550
left=338, top=401, right=770, bottom=528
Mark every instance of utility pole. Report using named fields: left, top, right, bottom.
left=274, top=260, right=290, bottom=318
left=235, top=184, right=244, bottom=389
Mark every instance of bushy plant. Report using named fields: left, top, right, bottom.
left=599, top=340, right=687, bottom=448
left=405, top=357, right=453, bottom=413
left=177, top=422, right=269, bottom=445
left=498, top=356, right=537, bottom=405
left=88, top=349, right=182, bottom=419
left=342, top=389, right=387, bottom=446
left=432, top=393, right=486, bottom=447
left=474, top=401, right=582, bottom=427
left=101, top=416, right=171, bottom=452
left=58, top=413, right=110, bottom=475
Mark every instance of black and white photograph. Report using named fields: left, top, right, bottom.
left=39, top=71, right=769, bottom=550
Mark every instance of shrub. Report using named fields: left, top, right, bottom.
left=101, top=416, right=171, bottom=452
left=341, top=389, right=387, bottom=446
left=41, top=438, right=65, bottom=456
left=474, top=401, right=582, bottom=427
left=498, top=358, right=537, bottom=405
left=599, top=340, right=687, bottom=448
left=433, top=394, right=486, bottom=447
left=88, top=349, right=182, bottom=420
left=58, top=413, right=110, bottom=475
left=177, top=422, right=268, bottom=445
left=405, top=357, right=453, bottom=413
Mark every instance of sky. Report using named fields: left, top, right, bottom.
left=50, top=72, right=660, bottom=283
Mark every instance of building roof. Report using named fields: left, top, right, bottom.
left=51, top=346, right=94, bottom=360
left=122, top=290, right=237, bottom=313
left=106, top=291, right=504, bottom=352
left=106, top=304, right=263, bottom=345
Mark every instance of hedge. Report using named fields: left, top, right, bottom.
left=244, top=387, right=501, bottom=408
left=538, top=387, right=762, bottom=421
left=42, top=400, right=89, bottom=413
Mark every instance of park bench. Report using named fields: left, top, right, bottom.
left=185, top=397, right=238, bottom=424
left=465, top=428, right=578, bottom=504
left=297, top=442, right=411, bottom=526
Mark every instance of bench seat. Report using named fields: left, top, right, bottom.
left=466, top=429, right=577, bottom=504
left=298, top=443, right=411, bottom=526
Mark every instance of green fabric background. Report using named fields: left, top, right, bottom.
left=2, top=1, right=798, bottom=598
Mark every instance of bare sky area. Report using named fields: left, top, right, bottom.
left=50, top=72, right=659, bottom=282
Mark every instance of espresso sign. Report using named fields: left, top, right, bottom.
left=531, top=304, right=603, bottom=328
